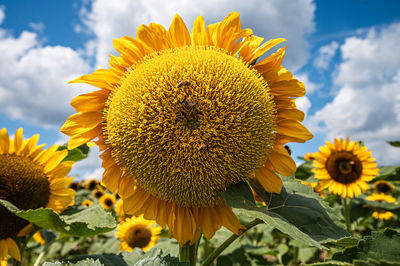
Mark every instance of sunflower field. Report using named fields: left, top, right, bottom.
left=1, top=12, right=400, bottom=266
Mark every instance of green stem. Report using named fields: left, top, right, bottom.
left=179, top=238, right=201, bottom=265
left=203, top=236, right=211, bottom=259
left=33, top=251, right=45, bottom=266
left=343, top=197, right=352, bottom=234
left=202, top=218, right=263, bottom=266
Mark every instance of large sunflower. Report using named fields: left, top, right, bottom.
left=0, top=128, right=76, bottom=264
left=311, top=138, right=379, bottom=198
left=116, top=215, right=162, bottom=252
left=61, top=12, right=313, bottom=245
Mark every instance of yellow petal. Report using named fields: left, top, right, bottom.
left=247, top=38, right=286, bottom=63
left=268, top=146, right=297, bottom=176
left=0, top=128, right=9, bottom=154
left=277, top=120, right=314, bottom=142
left=43, top=150, right=68, bottom=174
left=270, top=79, right=305, bottom=97
left=69, top=69, right=120, bottom=91
left=169, top=14, right=191, bottom=47
left=14, top=128, right=23, bottom=154
left=6, top=238, right=21, bottom=261
left=191, top=16, right=208, bottom=45
left=70, top=90, right=108, bottom=112
left=255, top=166, right=283, bottom=194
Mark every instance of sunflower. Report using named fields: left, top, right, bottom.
left=116, top=215, right=162, bottom=252
left=311, top=138, right=379, bottom=198
left=69, top=181, right=82, bottom=191
left=85, top=179, right=99, bottom=190
left=61, top=12, right=313, bottom=245
left=304, top=153, right=315, bottom=161
left=93, top=186, right=104, bottom=199
left=82, top=200, right=93, bottom=207
left=373, top=180, right=394, bottom=194
left=366, top=193, right=397, bottom=220
left=99, top=194, right=116, bottom=211
left=0, top=128, right=75, bottom=264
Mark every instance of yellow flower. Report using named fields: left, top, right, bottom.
left=82, top=200, right=93, bottom=207
left=0, top=128, right=75, bottom=264
left=304, top=153, right=315, bottom=161
left=116, top=216, right=162, bottom=252
left=366, top=193, right=396, bottom=220
left=61, top=12, right=313, bottom=245
left=93, top=186, right=104, bottom=199
left=311, top=138, right=379, bottom=198
left=85, top=179, right=99, bottom=190
left=373, top=180, right=394, bottom=194
left=99, top=194, right=116, bottom=211
left=33, top=231, right=46, bottom=245
left=69, top=181, right=83, bottom=191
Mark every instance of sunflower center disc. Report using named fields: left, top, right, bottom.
left=376, top=182, right=392, bottom=193
left=0, top=154, right=50, bottom=239
left=107, top=46, right=277, bottom=207
left=126, top=226, right=152, bottom=249
left=326, top=151, right=363, bottom=184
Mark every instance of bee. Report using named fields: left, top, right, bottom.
left=184, top=99, right=196, bottom=108
left=177, top=80, right=191, bottom=88
left=198, top=141, right=208, bottom=151
left=284, top=145, right=292, bottom=155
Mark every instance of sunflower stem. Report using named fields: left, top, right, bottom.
left=201, top=218, right=263, bottom=266
left=179, top=240, right=199, bottom=265
left=343, top=197, right=352, bottom=234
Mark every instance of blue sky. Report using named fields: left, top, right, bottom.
left=0, top=0, right=399, bottom=179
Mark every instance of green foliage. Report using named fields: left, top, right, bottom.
left=58, top=143, right=90, bottom=162
left=295, top=160, right=314, bottom=180
left=223, top=180, right=349, bottom=249
left=43, top=259, right=105, bottom=266
left=332, top=228, right=400, bottom=263
left=375, top=166, right=400, bottom=181
left=0, top=200, right=116, bottom=237
left=387, top=141, right=400, bottom=148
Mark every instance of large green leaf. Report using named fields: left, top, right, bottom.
left=332, top=228, right=400, bottom=263
left=0, top=200, right=116, bottom=237
left=43, top=259, right=105, bottom=266
left=248, top=177, right=349, bottom=242
left=355, top=197, right=400, bottom=211
left=375, top=166, right=400, bottom=181
left=58, top=144, right=90, bottom=162
left=224, top=182, right=324, bottom=248
left=386, top=141, right=400, bottom=148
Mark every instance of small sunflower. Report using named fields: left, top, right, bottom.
left=85, top=179, right=99, bottom=190
left=311, top=138, right=379, bottom=198
left=93, top=186, right=104, bottom=199
left=0, top=128, right=75, bottom=264
left=69, top=181, right=83, bottom=191
left=99, top=194, right=116, bottom=210
left=61, top=12, right=313, bottom=244
left=366, top=193, right=397, bottom=220
left=116, top=216, right=162, bottom=252
left=373, top=180, right=394, bottom=194
left=82, top=200, right=93, bottom=207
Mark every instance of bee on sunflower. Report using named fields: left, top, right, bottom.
left=61, top=12, right=313, bottom=245
left=0, top=128, right=75, bottom=264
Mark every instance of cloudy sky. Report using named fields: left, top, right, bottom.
left=1, top=0, right=399, bottom=180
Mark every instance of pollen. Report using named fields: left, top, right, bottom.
left=106, top=46, right=277, bottom=207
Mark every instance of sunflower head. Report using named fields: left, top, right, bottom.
left=116, top=216, right=162, bottom=252
left=373, top=180, right=394, bottom=194
left=99, top=194, right=116, bottom=210
left=85, top=179, right=99, bottom=190
left=311, top=138, right=379, bottom=198
left=82, top=200, right=93, bottom=207
left=0, top=128, right=75, bottom=263
left=93, top=186, right=104, bottom=199
left=61, top=12, right=313, bottom=245
left=69, top=181, right=82, bottom=191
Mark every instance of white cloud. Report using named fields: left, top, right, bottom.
left=309, top=23, right=400, bottom=165
left=29, top=22, right=45, bottom=33
left=295, top=73, right=319, bottom=94
left=79, top=0, right=315, bottom=71
left=81, top=168, right=103, bottom=181
left=313, top=41, right=339, bottom=70
left=296, top=96, right=311, bottom=117
left=0, top=6, right=5, bottom=25
left=0, top=22, right=91, bottom=128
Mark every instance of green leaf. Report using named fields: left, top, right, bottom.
left=375, top=166, right=400, bottom=181
left=0, top=200, right=116, bottom=237
left=332, top=228, right=400, bottom=263
left=43, top=259, right=104, bottom=266
left=68, top=254, right=128, bottom=266
left=58, top=144, right=90, bottom=162
left=295, top=161, right=314, bottom=180
left=306, top=261, right=351, bottom=266
left=323, top=237, right=359, bottom=249
left=223, top=182, right=324, bottom=248
left=387, top=141, right=400, bottom=148
left=248, top=177, right=349, bottom=242
left=216, top=247, right=270, bottom=266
